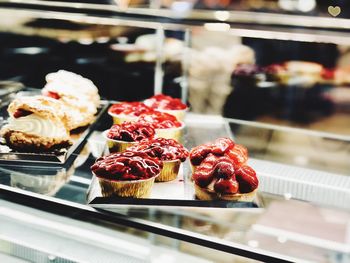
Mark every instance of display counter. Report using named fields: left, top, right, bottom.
left=0, top=1, right=349, bottom=262
left=0, top=107, right=349, bottom=262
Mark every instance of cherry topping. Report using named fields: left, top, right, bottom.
left=235, top=165, right=259, bottom=193
left=44, top=91, right=61, bottom=100
left=214, top=179, right=239, bottom=194
left=213, top=161, right=235, bottom=179
left=127, top=137, right=189, bottom=162
left=91, top=151, right=162, bottom=181
left=108, top=102, right=154, bottom=116
left=13, top=109, right=33, bottom=118
left=137, top=111, right=182, bottom=129
left=107, top=122, right=155, bottom=142
left=144, top=94, right=187, bottom=110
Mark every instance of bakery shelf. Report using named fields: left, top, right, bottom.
left=2, top=0, right=350, bottom=44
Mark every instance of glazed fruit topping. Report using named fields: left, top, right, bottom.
left=127, top=137, right=189, bottom=162
left=107, top=122, right=155, bottom=142
left=91, top=151, right=162, bottom=181
left=138, top=111, right=182, bottom=129
left=214, top=179, right=239, bottom=194
left=13, top=109, right=33, bottom=118
left=190, top=138, right=247, bottom=168
left=43, top=90, right=61, bottom=100
left=108, top=102, right=154, bottom=116
left=144, top=94, right=187, bottom=110
left=235, top=165, right=259, bottom=193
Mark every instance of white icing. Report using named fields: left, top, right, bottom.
left=6, top=115, right=68, bottom=138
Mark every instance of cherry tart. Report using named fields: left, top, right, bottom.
left=127, top=138, right=189, bottom=182
left=190, top=137, right=248, bottom=169
left=192, top=154, right=258, bottom=201
left=91, top=151, right=162, bottom=181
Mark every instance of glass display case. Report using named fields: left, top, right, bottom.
left=0, top=1, right=349, bottom=262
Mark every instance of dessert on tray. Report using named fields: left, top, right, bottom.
left=190, top=138, right=258, bottom=201
left=144, top=94, right=188, bottom=121
left=108, top=102, right=154, bottom=124
left=91, top=151, right=163, bottom=198
left=0, top=96, right=72, bottom=151
left=103, top=121, right=155, bottom=153
left=137, top=111, right=184, bottom=141
left=127, top=137, right=189, bottom=182
left=42, top=70, right=100, bottom=130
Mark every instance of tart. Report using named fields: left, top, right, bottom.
left=0, top=96, right=72, bottom=151
left=127, top=138, right=189, bottom=182
left=91, top=151, right=162, bottom=198
left=189, top=137, right=248, bottom=171
left=103, top=121, right=155, bottom=153
left=144, top=94, right=188, bottom=121
left=193, top=154, right=258, bottom=201
left=137, top=111, right=184, bottom=141
left=108, top=102, right=154, bottom=124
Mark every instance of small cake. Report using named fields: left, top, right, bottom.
left=91, top=151, right=163, bottom=198
left=190, top=137, right=248, bottom=171
left=44, top=70, right=100, bottom=107
left=137, top=111, right=184, bottom=141
left=127, top=138, right=189, bottom=182
left=0, top=96, right=72, bottom=151
left=192, top=154, right=258, bottom=201
left=144, top=94, right=188, bottom=121
left=42, top=70, right=100, bottom=130
left=108, top=102, right=154, bottom=124
left=103, top=121, right=155, bottom=153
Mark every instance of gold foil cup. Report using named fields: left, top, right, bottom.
left=194, top=184, right=257, bottom=202
left=155, top=122, right=185, bottom=142
left=156, top=159, right=181, bottom=182
left=97, top=174, right=158, bottom=198
left=158, top=108, right=188, bottom=122
left=103, top=130, right=138, bottom=153
left=108, top=112, right=138, bottom=125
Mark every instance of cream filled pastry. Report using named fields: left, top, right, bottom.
left=42, top=70, right=99, bottom=129
left=1, top=96, right=71, bottom=151
left=44, top=70, right=100, bottom=107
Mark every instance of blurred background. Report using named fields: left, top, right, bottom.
left=0, top=0, right=349, bottom=136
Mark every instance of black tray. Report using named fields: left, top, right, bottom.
left=0, top=94, right=109, bottom=165
left=87, top=165, right=261, bottom=210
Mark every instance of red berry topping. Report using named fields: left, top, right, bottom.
left=108, top=102, right=154, bottom=117
left=189, top=138, right=245, bottom=168
left=235, top=165, right=259, bottom=193
left=138, top=111, right=182, bottom=129
left=213, top=160, right=235, bottom=179
left=13, top=109, right=33, bottom=118
left=91, top=151, right=162, bottom=181
left=127, top=137, right=189, bottom=162
left=107, top=122, right=155, bottom=142
left=144, top=94, right=187, bottom=110
left=214, top=178, right=239, bottom=194
left=43, top=91, right=61, bottom=100
left=211, top=137, right=235, bottom=155
left=226, top=144, right=248, bottom=168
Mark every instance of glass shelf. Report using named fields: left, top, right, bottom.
left=0, top=109, right=349, bottom=262
left=2, top=0, right=350, bottom=44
